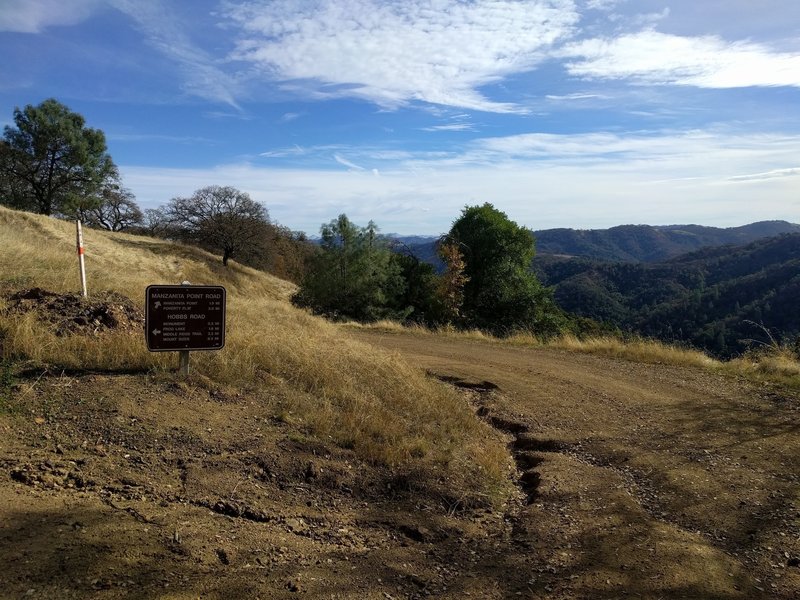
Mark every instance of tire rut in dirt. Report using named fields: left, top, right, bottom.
left=427, top=371, right=499, bottom=392
left=430, top=371, right=555, bottom=506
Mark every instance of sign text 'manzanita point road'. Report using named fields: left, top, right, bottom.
left=145, top=285, right=226, bottom=351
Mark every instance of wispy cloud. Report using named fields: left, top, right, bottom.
left=0, top=0, right=99, bottom=33
left=545, top=92, right=608, bottom=100
left=110, top=0, right=242, bottom=107
left=334, top=154, right=366, bottom=171
left=204, top=110, right=254, bottom=120
left=222, top=0, right=579, bottom=112
left=108, top=133, right=214, bottom=144
left=421, top=124, right=475, bottom=132
left=728, top=167, right=800, bottom=182
left=562, top=30, right=800, bottom=88
left=584, top=0, right=624, bottom=11
left=259, top=145, right=307, bottom=158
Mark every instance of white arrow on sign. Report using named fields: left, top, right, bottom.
left=154, top=301, right=162, bottom=309
left=152, top=329, right=161, bottom=336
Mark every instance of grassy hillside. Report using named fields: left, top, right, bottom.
left=0, top=206, right=513, bottom=506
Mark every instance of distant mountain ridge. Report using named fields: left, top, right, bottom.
left=391, top=221, right=800, bottom=266
left=533, top=221, right=800, bottom=263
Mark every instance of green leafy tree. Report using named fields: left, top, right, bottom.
left=387, top=252, right=441, bottom=325
left=0, top=98, right=114, bottom=216
left=164, top=185, right=269, bottom=266
left=294, top=215, right=405, bottom=322
left=447, top=203, right=565, bottom=336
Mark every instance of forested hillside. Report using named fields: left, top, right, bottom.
left=536, top=234, right=800, bottom=356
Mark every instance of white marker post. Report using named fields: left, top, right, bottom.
left=76, top=219, right=87, bottom=297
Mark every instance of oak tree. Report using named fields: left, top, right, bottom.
left=164, top=185, right=269, bottom=266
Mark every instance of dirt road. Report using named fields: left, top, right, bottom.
left=1, top=329, right=798, bottom=599
left=352, top=329, right=800, bottom=599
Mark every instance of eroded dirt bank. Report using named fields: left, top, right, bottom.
left=1, top=329, right=798, bottom=599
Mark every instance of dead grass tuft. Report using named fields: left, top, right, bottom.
left=726, top=348, right=800, bottom=387
left=544, top=334, right=720, bottom=369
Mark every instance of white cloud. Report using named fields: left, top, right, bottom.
left=471, top=130, right=704, bottom=160
left=0, top=0, right=100, bottom=33
left=728, top=167, right=800, bottom=182
left=204, top=110, right=254, bottom=120
left=110, top=0, right=242, bottom=107
left=108, top=133, right=213, bottom=144
left=421, top=124, right=475, bottom=132
left=562, top=30, right=800, bottom=88
left=222, top=0, right=579, bottom=112
left=260, top=145, right=308, bottom=158
left=120, top=129, right=800, bottom=234
left=583, top=0, right=624, bottom=11
left=545, top=92, right=607, bottom=100
left=333, top=154, right=366, bottom=171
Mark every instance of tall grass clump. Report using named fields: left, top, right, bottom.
left=0, top=207, right=514, bottom=507
left=543, top=334, right=721, bottom=369
left=725, top=332, right=800, bottom=388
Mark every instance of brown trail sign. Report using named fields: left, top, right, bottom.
left=145, top=285, right=226, bottom=352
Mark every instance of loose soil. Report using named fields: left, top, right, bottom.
left=1, top=326, right=798, bottom=599
left=3, top=288, right=144, bottom=336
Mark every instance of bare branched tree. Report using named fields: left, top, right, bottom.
left=164, top=185, right=269, bottom=266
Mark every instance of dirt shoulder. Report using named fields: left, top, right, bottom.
left=1, top=329, right=798, bottom=599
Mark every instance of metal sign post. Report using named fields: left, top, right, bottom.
left=145, top=283, right=226, bottom=377
left=179, top=349, right=190, bottom=377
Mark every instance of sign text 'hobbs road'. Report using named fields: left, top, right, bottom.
left=145, top=285, right=226, bottom=352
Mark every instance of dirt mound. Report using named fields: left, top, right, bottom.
left=4, top=287, right=144, bottom=336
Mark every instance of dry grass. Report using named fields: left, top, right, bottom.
left=0, top=207, right=514, bottom=506
left=347, top=319, right=494, bottom=342
left=541, top=334, right=720, bottom=369
left=352, top=321, right=717, bottom=368
left=726, top=348, right=800, bottom=388
left=355, top=320, right=800, bottom=388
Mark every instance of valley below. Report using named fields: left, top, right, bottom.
left=2, top=328, right=798, bottom=599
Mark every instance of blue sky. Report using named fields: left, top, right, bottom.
left=1, top=0, right=799, bottom=235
